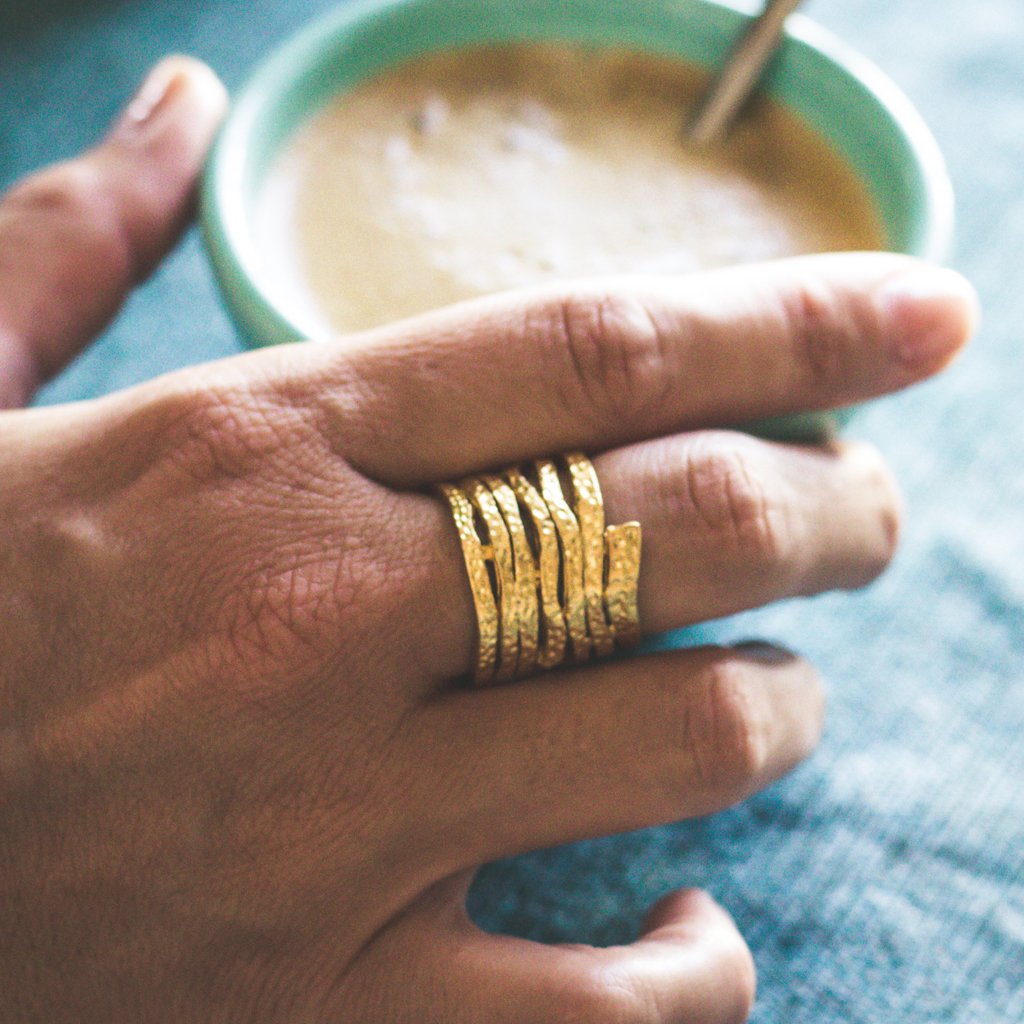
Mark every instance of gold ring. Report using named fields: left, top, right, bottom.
left=442, top=454, right=642, bottom=684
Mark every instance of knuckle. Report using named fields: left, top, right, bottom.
left=686, top=655, right=771, bottom=790
left=552, top=290, right=671, bottom=426
left=217, top=492, right=401, bottom=674
left=213, top=541, right=374, bottom=678
left=6, top=161, right=99, bottom=219
left=855, top=444, right=903, bottom=574
left=678, top=436, right=788, bottom=568
left=154, top=381, right=306, bottom=484
left=779, top=278, right=849, bottom=387
left=178, top=390, right=266, bottom=477
left=5, top=161, right=132, bottom=276
left=127, top=387, right=355, bottom=664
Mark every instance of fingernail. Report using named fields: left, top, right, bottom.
left=735, top=640, right=792, bottom=665
left=880, top=266, right=979, bottom=370
left=112, top=57, right=192, bottom=136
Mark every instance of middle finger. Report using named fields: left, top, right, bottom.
left=402, top=430, right=900, bottom=681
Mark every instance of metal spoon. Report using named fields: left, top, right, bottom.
left=688, top=0, right=805, bottom=147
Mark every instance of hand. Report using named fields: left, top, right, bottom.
left=0, top=58, right=976, bottom=1024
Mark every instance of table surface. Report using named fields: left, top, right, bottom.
left=2, top=1, right=1022, bottom=1021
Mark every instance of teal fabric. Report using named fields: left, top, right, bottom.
left=2, top=1, right=1022, bottom=1020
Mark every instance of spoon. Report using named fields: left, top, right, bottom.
left=688, top=0, right=806, bottom=147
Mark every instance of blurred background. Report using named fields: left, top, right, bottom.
left=1, top=1, right=1021, bottom=1021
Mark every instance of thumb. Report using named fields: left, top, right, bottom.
left=355, top=885, right=757, bottom=1023
left=0, top=55, right=227, bottom=408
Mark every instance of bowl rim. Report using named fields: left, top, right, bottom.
left=200, top=0, right=955, bottom=347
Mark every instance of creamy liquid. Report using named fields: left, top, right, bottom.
left=256, top=44, right=885, bottom=337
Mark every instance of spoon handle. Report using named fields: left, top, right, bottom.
left=688, top=0, right=805, bottom=147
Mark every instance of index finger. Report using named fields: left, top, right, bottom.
left=304, top=252, right=975, bottom=486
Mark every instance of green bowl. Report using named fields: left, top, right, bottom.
left=201, top=0, right=954, bottom=437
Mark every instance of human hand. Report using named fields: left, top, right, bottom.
left=0, top=58, right=976, bottom=1024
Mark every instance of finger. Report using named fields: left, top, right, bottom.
left=0, top=56, right=227, bottom=408
left=313, top=252, right=977, bottom=485
left=406, top=645, right=823, bottom=867
left=597, top=432, right=901, bottom=633
left=397, top=431, right=899, bottom=680
left=358, top=885, right=755, bottom=1024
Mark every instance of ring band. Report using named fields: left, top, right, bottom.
left=605, top=521, right=642, bottom=647
left=484, top=475, right=539, bottom=678
left=565, top=453, right=615, bottom=659
left=439, top=484, right=498, bottom=685
left=442, top=454, right=642, bottom=684
left=506, top=468, right=567, bottom=670
left=463, top=478, right=519, bottom=683
left=536, top=459, right=589, bottom=663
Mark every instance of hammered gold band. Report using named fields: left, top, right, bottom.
left=441, top=453, right=642, bottom=685
left=439, top=484, right=498, bottom=683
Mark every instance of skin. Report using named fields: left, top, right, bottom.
left=0, top=57, right=977, bottom=1024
